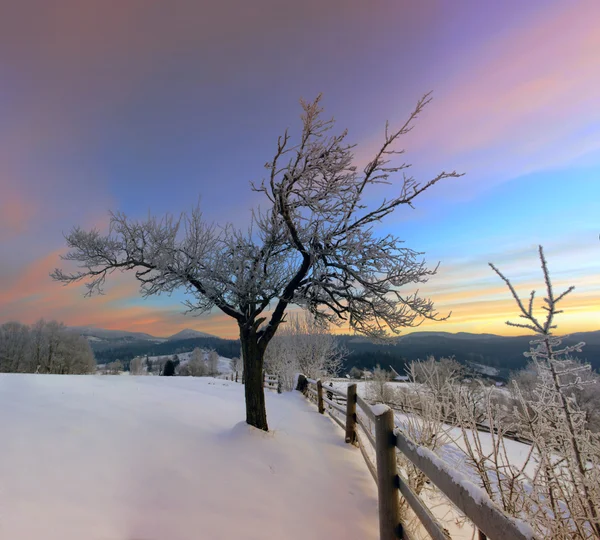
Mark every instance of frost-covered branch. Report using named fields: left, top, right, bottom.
left=491, top=245, right=600, bottom=538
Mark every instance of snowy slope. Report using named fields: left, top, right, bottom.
left=0, top=374, right=378, bottom=540
left=68, top=326, right=163, bottom=341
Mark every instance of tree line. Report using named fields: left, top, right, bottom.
left=0, top=320, right=96, bottom=374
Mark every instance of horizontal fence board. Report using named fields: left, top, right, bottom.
left=322, top=395, right=346, bottom=414
left=356, top=415, right=376, bottom=449
left=306, top=378, right=318, bottom=385
left=394, top=430, right=533, bottom=540
left=356, top=429, right=377, bottom=484
left=307, top=387, right=318, bottom=397
left=397, top=473, right=451, bottom=540
left=327, top=409, right=346, bottom=430
left=321, top=384, right=347, bottom=398
left=356, top=394, right=376, bottom=422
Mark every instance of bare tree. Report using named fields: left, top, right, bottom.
left=51, top=94, right=460, bottom=430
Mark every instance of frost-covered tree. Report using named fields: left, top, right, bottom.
left=0, top=320, right=95, bottom=375
left=491, top=245, right=600, bottom=538
left=130, top=357, right=144, bottom=375
left=230, top=356, right=242, bottom=374
left=367, top=364, right=392, bottom=403
left=51, top=94, right=459, bottom=430
left=186, top=347, right=207, bottom=377
left=410, top=356, right=465, bottom=419
left=106, top=360, right=123, bottom=375
left=264, top=312, right=345, bottom=390
left=348, top=366, right=363, bottom=379
left=207, top=350, right=219, bottom=375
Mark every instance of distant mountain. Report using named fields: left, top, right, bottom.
left=68, top=326, right=164, bottom=342
left=167, top=329, right=216, bottom=341
left=569, top=330, right=600, bottom=346
left=398, top=331, right=501, bottom=341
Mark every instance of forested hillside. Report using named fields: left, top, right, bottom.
left=87, top=330, right=600, bottom=378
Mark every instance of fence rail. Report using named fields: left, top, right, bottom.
left=295, top=374, right=535, bottom=540
left=225, top=371, right=282, bottom=393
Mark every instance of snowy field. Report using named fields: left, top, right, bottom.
left=0, top=374, right=378, bottom=540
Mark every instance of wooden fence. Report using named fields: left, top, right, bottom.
left=226, top=371, right=282, bottom=393
left=296, top=375, right=535, bottom=540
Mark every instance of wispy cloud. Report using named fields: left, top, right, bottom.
left=354, top=1, right=600, bottom=202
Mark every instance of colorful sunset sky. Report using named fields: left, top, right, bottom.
left=0, top=0, right=598, bottom=339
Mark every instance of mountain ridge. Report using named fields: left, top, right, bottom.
left=68, top=326, right=217, bottom=342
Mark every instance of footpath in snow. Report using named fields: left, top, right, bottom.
left=0, top=374, right=378, bottom=540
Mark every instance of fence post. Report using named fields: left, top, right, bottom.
left=296, top=374, right=308, bottom=394
left=316, top=380, right=325, bottom=414
left=277, top=376, right=282, bottom=394
left=345, top=383, right=357, bottom=444
left=374, top=407, right=402, bottom=539
left=235, top=371, right=238, bottom=383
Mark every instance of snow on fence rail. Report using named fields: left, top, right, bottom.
left=296, top=374, right=535, bottom=540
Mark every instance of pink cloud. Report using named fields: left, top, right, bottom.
left=354, top=1, right=600, bottom=200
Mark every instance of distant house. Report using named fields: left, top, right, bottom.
left=389, top=366, right=409, bottom=382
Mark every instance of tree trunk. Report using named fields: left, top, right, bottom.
left=240, top=324, right=268, bottom=431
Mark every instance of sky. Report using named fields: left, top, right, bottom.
left=0, top=0, right=598, bottom=339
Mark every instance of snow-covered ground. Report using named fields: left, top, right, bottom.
left=0, top=374, right=378, bottom=540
